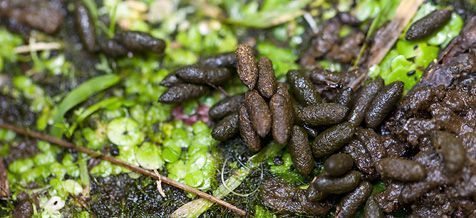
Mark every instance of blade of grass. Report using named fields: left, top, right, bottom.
left=171, top=142, right=286, bottom=218
left=50, top=74, right=120, bottom=137
left=225, top=0, right=310, bottom=28
left=67, top=97, right=123, bottom=136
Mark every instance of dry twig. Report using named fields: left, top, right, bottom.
left=0, top=123, right=246, bottom=216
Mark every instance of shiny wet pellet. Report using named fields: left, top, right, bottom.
left=160, top=73, right=183, bottom=88
left=211, top=113, right=239, bottom=141
left=406, top=9, right=452, bottom=41
left=287, top=70, right=321, bottom=106
left=336, top=181, right=372, bottom=218
left=365, top=81, right=403, bottom=128
left=199, top=52, right=236, bottom=68
left=289, top=126, right=314, bottom=176
left=312, top=122, right=356, bottom=158
left=175, top=65, right=232, bottom=85
left=115, top=31, right=166, bottom=54
left=209, top=94, right=244, bottom=120
left=348, top=78, right=384, bottom=126
left=324, top=153, right=354, bottom=177
left=314, top=170, right=362, bottom=194
left=158, top=84, right=208, bottom=104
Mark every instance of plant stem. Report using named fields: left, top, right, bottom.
left=0, top=123, right=246, bottom=216
left=171, top=142, right=286, bottom=218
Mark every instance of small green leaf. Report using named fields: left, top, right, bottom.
left=135, top=142, right=164, bottom=170
left=106, top=117, right=145, bottom=147
left=184, top=170, right=204, bottom=188
left=226, top=0, right=311, bottom=28
left=51, top=74, right=120, bottom=137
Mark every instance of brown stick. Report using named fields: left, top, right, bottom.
left=0, top=123, right=246, bottom=216
left=0, top=157, right=9, bottom=198
left=349, top=0, right=424, bottom=90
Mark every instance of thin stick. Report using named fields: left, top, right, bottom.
left=14, top=42, right=63, bottom=54
left=367, top=0, right=424, bottom=67
left=349, top=0, right=424, bottom=90
left=0, top=123, right=246, bottom=216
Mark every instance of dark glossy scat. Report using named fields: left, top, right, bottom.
left=324, top=153, right=354, bottom=177
left=115, top=31, right=166, bottom=54
left=159, top=73, right=183, bottom=88
left=337, top=87, right=353, bottom=108
left=209, top=94, right=243, bottom=120
left=175, top=65, right=232, bottom=85
left=335, top=181, right=372, bottom=218
left=75, top=2, right=96, bottom=52
left=431, top=131, right=466, bottom=174
left=158, top=84, right=208, bottom=104
left=257, top=57, right=277, bottom=98
left=297, top=103, right=348, bottom=126
left=314, top=170, right=362, bottom=194
left=406, top=9, right=452, bottom=41
left=236, top=44, right=258, bottom=89
left=287, top=70, right=321, bottom=105
left=348, top=77, right=384, bottom=126
left=289, top=126, right=314, bottom=176
left=306, top=177, right=328, bottom=202
left=199, top=52, right=236, bottom=68
left=365, top=81, right=403, bottom=128
left=211, top=113, right=239, bottom=141
left=244, top=90, right=271, bottom=138
left=98, top=37, right=128, bottom=57
left=270, top=93, right=293, bottom=144
left=375, top=158, right=426, bottom=182
left=364, top=196, right=384, bottom=218
left=238, top=105, right=261, bottom=152
left=312, top=122, right=356, bottom=158
left=302, top=124, right=319, bottom=138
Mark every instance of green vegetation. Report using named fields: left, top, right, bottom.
left=0, top=0, right=464, bottom=217
left=369, top=3, right=463, bottom=91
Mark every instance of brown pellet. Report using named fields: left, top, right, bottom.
left=376, top=158, right=427, bottom=182
left=297, top=103, right=348, bottom=126
left=287, top=70, right=321, bottom=106
left=175, top=65, right=232, bottom=85
left=209, top=94, right=244, bottom=120
left=239, top=105, right=261, bottom=152
left=336, top=181, right=372, bottom=218
left=75, top=2, right=96, bottom=52
left=289, top=126, right=314, bottom=176
left=244, top=90, right=271, bottom=138
left=312, top=122, right=356, bottom=158
left=348, top=78, right=384, bottom=126
left=236, top=44, right=258, bottom=89
left=257, top=57, right=277, bottom=98
left=406, top=9, right=452, bottom=41
left=211, top=113, right=239, bottom=141
left=365, top=81, right=403, bottom=128
left=270, top=93, right=293, bottom=144
left=158, top=84, right=208, bottom=104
